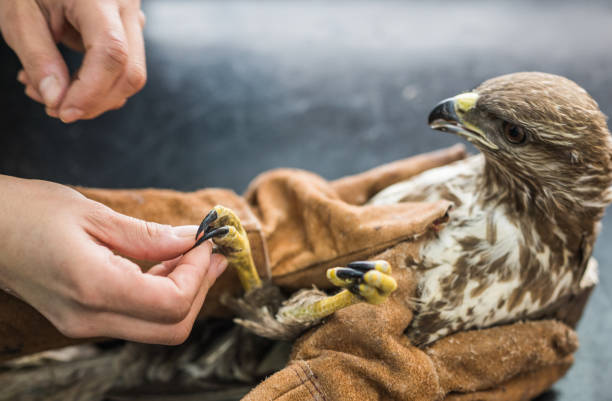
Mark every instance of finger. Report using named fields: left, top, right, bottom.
left=20, top=70, right=48, bottom=105
left=56, top=261, right=212, bottom=345
left=48, top=234, right=226, bottom=344
left=111, top=98, right=127, bottom=110
left=59, top=22, right=86, bottom=53
left=1, top=1, right=70, bottom=108
left=116, top=8, right=147, bottom=99
left=62, top=267, right=214, bottom=345
left=46, top=107, right=59, bottom=118
left=67, top=7, right=147, bottom=117
left=18, top=71, right=48, bottom=105
left=139, top=10, right=146, bottom=28
left=17, top=70, right=28, bottom=85
left=59, top=2, right=129, bottom=122
left=72, top=241, right=218, bottom=323
left=149, top=253, right=227, bottom=281
left=84, top=202, right=198, bottom=261
left=164, top=243, right=227, bottom=302
left=147, top=256, right=183, bottom=276
left=25, top=85, right=45, bottom=104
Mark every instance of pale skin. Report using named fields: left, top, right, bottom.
left=0, top=0, right=148, bottom=122
left=0, top=1, right=226, bottom=344
left=0, top=175, right=228, bottom=345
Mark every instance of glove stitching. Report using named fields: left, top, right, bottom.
left=298, top=360, right=329, bottom=401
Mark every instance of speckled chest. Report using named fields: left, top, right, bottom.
left=369, top=155, right=575, bottom=345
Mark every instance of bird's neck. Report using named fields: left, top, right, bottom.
left=480, top=157, right=606, bottom=239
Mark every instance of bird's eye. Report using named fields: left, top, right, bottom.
left=502, top=122, right=527, bottom=145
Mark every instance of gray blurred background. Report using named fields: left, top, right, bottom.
left=1, top=1, right=611, bottom=400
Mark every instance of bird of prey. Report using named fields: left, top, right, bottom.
left=370, top=72, right=612, bottom=345
left=197, top=72, right=612, bottom=346
left=8, top=72, right=610, bottom=401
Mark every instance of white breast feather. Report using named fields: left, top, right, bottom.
left=369, top=155, right=578, bottom=342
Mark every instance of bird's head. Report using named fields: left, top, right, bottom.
left=429, top=72, right=612, bottom=219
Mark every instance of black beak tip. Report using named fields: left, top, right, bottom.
left=427, top=98, right=457, bottom=127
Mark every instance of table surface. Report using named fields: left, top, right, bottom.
left=1, top=1, right=611, bottom=400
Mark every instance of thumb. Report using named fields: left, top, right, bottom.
left=1, top=1, right=69, bottom=108
left=86, top=205, right=199, bottom=261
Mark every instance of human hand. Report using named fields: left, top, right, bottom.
left=0, top=175, right=227, bottom=345
left=0, top=0, right=146, bottom=123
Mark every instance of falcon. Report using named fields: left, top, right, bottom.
left=196, top=72, right=612, bottom=346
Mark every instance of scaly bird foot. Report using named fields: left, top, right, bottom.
left=327, top=260, right=397, bottom=304
left=277, top=260, right=397, bottom=324
left=192, top=205, right=262, bottom=292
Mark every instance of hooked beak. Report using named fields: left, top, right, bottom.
left=428, top=92, right=499, bottom=150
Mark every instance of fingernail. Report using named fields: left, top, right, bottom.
left=59, top=107, right=83, bottom=123
left=172, top=225, right=199, bottom=238
left=17, top=70, right=26, bottom=84
left=46, top=107, right=59, bottom=118
left=39, top=75, right=62, bottom=107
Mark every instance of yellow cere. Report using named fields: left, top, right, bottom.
left=454, top=92, right=479, bottom=114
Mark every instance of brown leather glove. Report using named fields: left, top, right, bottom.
left=243, top=265, right=578, bottom=401
left=0, top=144, right=467, bottom=360
left=0, top=145, right=589, bottom=401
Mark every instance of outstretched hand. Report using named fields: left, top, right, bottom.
left=0, top=0, right=146, bottom=122
left=0, top=175, right=227, bottom=345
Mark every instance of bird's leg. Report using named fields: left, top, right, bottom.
left=277, top=260, right=397, bottom=322
left=193, top=205, right=262, bottom=291
left=193, top=208, right=397, bottom=332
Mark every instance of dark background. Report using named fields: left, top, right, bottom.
left=1, top=1, right=611, bottom=399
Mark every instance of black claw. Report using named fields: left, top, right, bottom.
left=334, top=267, right=364, bottom=280
left=196, top=209, right=218, bottom=240
left=346, top=261, right=376, bottom=272
left=189, top=226, right=229, bottom=251
left=190, top=235, right=208, bottom=252
left=202, top=226, right=230, bottom=241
